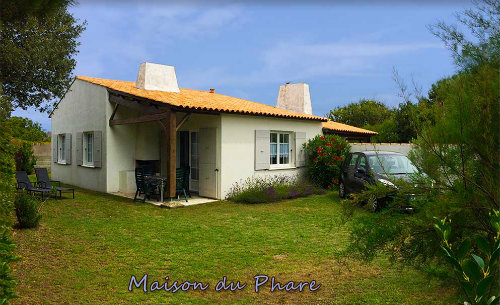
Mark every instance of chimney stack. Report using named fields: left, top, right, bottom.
left=276, top=83, right=312, bottom=115
left=135, top=62, right=180, bottom=93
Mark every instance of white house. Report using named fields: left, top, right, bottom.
left=50, top=62, right=375, bottom=200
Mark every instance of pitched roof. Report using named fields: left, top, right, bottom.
left=75, top=76, right=326, bottom=121
left=322, top=120, right=378, bottom=135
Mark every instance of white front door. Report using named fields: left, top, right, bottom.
left=198, top=128, right=218, bottom=198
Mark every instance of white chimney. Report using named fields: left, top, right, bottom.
left=276, top=83, right=312, bottom=115
left=135, top=62, right=180, bottom=93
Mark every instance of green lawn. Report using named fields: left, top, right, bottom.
left=12, top=188, right=458, bottom=305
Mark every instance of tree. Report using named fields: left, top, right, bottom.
left=327, top=99, right=394, bottom=128
left=0, top=4, right=85, bottom=112
left=365, top=119, right=399, bottom=143
left=0, top=91, right=17, bottom=305
left=0, top=2, right=83, bottom=303
left=394, top=101, right=418, bottom=143
left=428, top=0, right=500, bottom=71
left=340, top=3, right=500, bottom=301
left=0, top=0, right=73, bottom=25
left=8, top=117, right=49, bottom=142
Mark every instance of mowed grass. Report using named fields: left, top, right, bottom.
left=12, top=188, right=458, bottom=305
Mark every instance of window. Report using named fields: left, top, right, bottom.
left=58, top=134, right=66, bottom=163
left=270, top=132, right=291, bottom=167
left=368, top=154, right=418, bottom=175
left=83, top=132, right=94, bottom=166
left=358, top=155, right=367, bottom=169
left=348, top=153, right=359, bottom=167
left=190, top=132, right=199, bottom=180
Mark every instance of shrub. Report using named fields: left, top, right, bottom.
left=304, top=134, right=350, bottom=189
left=13, top=140, right=37, bottom=174
left=434, top=211, right=500, bottom=305
left=0, top=98, right=18, bottom=303
left=14, top=194, right=41, bottom=229
left=226, top=175, right=325, bottom=204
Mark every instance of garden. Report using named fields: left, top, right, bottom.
left=11, top=188, right=460, bottom=305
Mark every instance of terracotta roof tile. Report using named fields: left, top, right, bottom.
left=322, top=120, right=378, bottom=135
left=76, top=76, right=327, bottom=121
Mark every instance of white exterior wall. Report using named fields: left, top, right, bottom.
left=106, top=106, right=137, bottom=193
left=106, top=109, right=161, bottom=193
left=51, top=80, right=108, bottom=192
left=219, top=114, right=323, bottom=198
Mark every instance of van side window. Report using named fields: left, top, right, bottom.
left=349, top=154, right=359, bottom=166
left=358, top=155, right=367, bottom=169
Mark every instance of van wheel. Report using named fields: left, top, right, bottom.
left=339, top=181, right=346, bottom=199
left=368, top=195, right=380, bottom=213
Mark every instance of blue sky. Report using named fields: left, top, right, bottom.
left=14, top=1, right=470, bottom=131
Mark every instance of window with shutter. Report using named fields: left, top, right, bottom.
left=57, top=134, right=66, bottom=163
left=83, top=132, right=94, bottom=166
left=269, top=131, right=292, bottom=169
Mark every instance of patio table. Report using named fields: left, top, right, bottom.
left=144, top=175, right=168, bottom=202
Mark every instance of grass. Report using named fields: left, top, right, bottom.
left=12, top=187, right=459, bottom=305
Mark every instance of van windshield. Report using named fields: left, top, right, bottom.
left=368, top=154, right=418, bottom=175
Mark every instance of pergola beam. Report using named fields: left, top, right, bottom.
left=108, top=92, right=165, bottom=114
left=110, top=104, right=119, bottom=121
left=109, top=111, right=171, bottom=126
left=176, top=113, right=191, bottom=131
left=159, top=108, right=177, bottom=198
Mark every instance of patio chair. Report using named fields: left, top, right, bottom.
left=182, top=166, right=191, bottom=198
left=35, top=168, right=75, bottom=199
left=175, top=167, right=189, bottom=202
left=134, top=168, right=160, bottom=202
left=15, top=171, right=52, bottom=200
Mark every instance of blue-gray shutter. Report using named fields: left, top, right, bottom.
left=76, top=132, right=83, bottom=166
left=255, top=130, right=270, bottom=170
left=52, top=134, right=58, bottom=163
left=295, top=132, right=307, bottom=167
left=64, top=133, right=72, bottom=164
left=93, top=131, right=102, bottom=168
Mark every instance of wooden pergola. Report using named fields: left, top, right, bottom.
left=106, top=89, right=198, bottom=199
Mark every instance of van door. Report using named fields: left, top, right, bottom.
left=343, top=153, right=359, bottom=194
left=353, top=154, right=369, bottom=193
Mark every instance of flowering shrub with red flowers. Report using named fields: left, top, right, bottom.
left=304, top=134, right=350, bottom=189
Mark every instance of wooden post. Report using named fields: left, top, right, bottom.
left=160, top=108, right=176, bottom=198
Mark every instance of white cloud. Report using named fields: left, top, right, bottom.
left=258, top=41, right=443, bottom=80
left=134, top=4, right=247, bottom=40
left=181, top=40, right=443, bottom=88
left=72, top=4, right=247, bottom=78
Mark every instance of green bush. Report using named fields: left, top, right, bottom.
left=435, top=211, right=500, bottom=305
left=14, top=141, right=37, bottom=174
left=0, top=98, right=18, bottom=303
left=304, top=134, right=350, bottom=189
left=226, top=175, right=325, bottom=204
left=14, top=194, right=41, bottom=229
